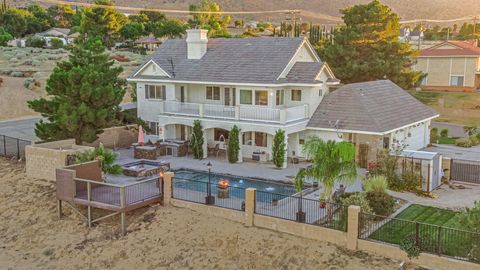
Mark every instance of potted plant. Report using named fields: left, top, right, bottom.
left=272, top=198, right=278, bottom=206
left=295, top=169, right=306, bottom=222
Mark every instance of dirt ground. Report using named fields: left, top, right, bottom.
left=0, top=158, right=411, bottom=270
left=0, top=47, right=140, bottom=121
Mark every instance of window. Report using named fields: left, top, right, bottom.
left=146, top=121, right=159, bottom=136
left=383, top=137, right=390, bottom=149
left=206, top=86, right=220, bottom=100
left=291, top=89, right=302, bottom=101
left=319, top=89, right=323, bottom=96
left=240, top=89, right=253, bottom=105
left=450, top=75, right=464, bottom=87
left=255, top=132, right=267, bottom=147
left=145, top=85, right=166, bottom=100
left=276, top=90, right=284, bottom=106
left=298, top=131, right=305, bottom=145
left=420, top=75, right=428, bottom=86
left=255, top=90, right=268, bottom=106
left=242, top=132, right=253, bottom=145
left=214, top=128, right=229, bottom=141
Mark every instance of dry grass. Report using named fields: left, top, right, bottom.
left=0, top=158, right=408, bottom=270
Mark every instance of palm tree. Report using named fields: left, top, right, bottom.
left=76, top=143, right=123, bottom=175
left=301, top=137, right=357, bottom=222
left=294, top=168, right=306, bottom=222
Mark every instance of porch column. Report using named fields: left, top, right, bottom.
left=202, top=129, right=208, bottom=159
left=159, top=124, right=165, bottom=141
left=282, top=133, right=288, bottom=169
left=237, top=131, right=243, bottom=163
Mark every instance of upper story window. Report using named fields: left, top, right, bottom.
left=255, top=90, right=268, bottom=106
left=145, top=85, right=166, bottom=100
left=276, top=90, right=285, bottom=106
left=206, top=86, right=221, bottom=100
left=450, top=75, right=464, bottom=87
left=240, top=89, right=253, bottom=105
left=291, top=89, right=302, bottom=101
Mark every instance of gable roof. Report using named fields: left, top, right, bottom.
left=36, top=28, right=71, bottom=37
left=420, top=40, right=480, bottom=57
left=307, top=80, right=438, bottom=134
left=130, top=37, right=328, bottom=85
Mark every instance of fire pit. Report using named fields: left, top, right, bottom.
left=217, top=179, right=229, bottom=198
left=122, top=160, right=170, bottom=178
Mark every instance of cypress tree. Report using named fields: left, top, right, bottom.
left=272, top=129, right=286, bottom=168
left=190, top=120, right=204, bottom=159
left=228, top=125, right=240, bottom=163
left=28, top=37, right=125, bottom=144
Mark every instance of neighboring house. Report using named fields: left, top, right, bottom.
left=415, top=40, right=480, bottom=92
left=409, top=30, right=424, bottom=42
left=399, top=27, right=411, bottom=42
left=128, top=29, right=438, bottom=168
left=134, top=35, right=163, bottom=51
left=35, top=27, right=78, bottom=46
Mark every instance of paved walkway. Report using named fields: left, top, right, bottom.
left=0, top=116, right=41, bottom=141
left=422, top=144, right=480, bottom=161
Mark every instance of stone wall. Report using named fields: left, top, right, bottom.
left=25, top=139, right=94, bottom=181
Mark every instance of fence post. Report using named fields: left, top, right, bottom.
left=16, top=138, right=20, bottom=159
left=347, top=205, right=361, bottom=250
left=244, top=188, right=256, bottom=227
left=415, top=222, right=420, bottom=246
left=163, top=171, right=174, bottom=206
left=3, top=135, right=6, bottom=156
left=120, top=187, right=126, bottom=235
left=436, top=226, right=442, bottom=255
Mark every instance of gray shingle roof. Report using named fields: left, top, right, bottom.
left=131, top=37, right=325, bottom=85
left=278, top=62, right=325, bottom=84
left=307, top=80, right=439, bottom=134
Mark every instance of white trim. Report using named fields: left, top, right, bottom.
left=276, top=38, right=321, bottom=80
left=128, top=77, right=323, bottom=87
left=158, top=114, right=309, bottom=128
left=133, top=59, right=171, bottom=78
left=307, top=115, right=439, bottom=136
left=418, top=55, right=480, bottom=58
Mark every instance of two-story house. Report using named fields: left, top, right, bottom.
left=128, top=29, right=438, bottom=168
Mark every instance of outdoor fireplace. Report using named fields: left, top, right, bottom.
left=217, top=179, right=229, bottom=198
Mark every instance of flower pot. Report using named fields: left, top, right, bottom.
left=296, top=211, right=306, bottom=222
left=319, top=201, right=326, bottom=208
left=272, top=199, right=278, bottom=206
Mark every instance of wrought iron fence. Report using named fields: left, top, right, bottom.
left=359, top=212, right=480, bottom=263
left=254, top=190, right=348, bottom=231
left=0, top=134, right=31, bottom=160
left=172, top=177, right=246, bottom=211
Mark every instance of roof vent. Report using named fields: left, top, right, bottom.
left=186, top=29, right=208, bottom=60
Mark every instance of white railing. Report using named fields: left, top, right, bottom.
left=204, top=104, right=235, bottom=119
left=239, top=105, right=280, bottom=123
left=286, top=105, right=307, bottom=122
left=164, top=101, right=200, bottom=116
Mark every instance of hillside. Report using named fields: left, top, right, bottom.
left=13, top=0, right=480, bottom=23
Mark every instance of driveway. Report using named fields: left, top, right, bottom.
left=423, top=144, right=480, bottom=161
left=431, top=122, right=467, bottom=138
left=0, top=116, right=41, bottom=142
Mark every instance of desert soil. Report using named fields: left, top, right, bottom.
left=0, top=158, right=410, bottom=270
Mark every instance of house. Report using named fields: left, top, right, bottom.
left=127, top=29, right=438, bottom=168
left=35, top=27, right=78, bottom=46
left=134, top=35, right=163, bottom=52
left=415, top=40, right=480, bottom=92
left=399, top=27, right=411, bottom=42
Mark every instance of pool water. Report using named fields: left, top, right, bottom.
left=173, top=169, right=296, bottom=197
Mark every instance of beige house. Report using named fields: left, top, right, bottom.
left=415, top=40, right=480, bottom=92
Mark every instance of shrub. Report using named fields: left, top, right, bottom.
left=366, top=190, right=395, bottom=216
left=49, top=38, right=64, bottom=49
left=0, top=26, right=13, bottom=46
left=23, top=78, right=34, bottom=88
left=469, top=135, right=480, bottom=146
left=25, top=36, right=46, bottom=48
left=189, top=120, right=204, bottom=159
left=398, top=171, right=422, bottom=191
left=363, top=175, right=388, bottom=193
left=10, top=71, right=24, bottom=77
left=340, top=192, right=372, bottom=213
left=456, top=138, right=473, bottom=148
left=75, top=143, right=122, bottom=175
left=430, top=127, right=439, bottom=143
left=272, top=129, right=286, bottom=168
left=440, top=128, right=449, bottom=138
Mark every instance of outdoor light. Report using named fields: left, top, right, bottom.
left=205, top=161, right=215, bottom=205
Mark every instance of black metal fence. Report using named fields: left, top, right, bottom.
left=254, top=190, right=348, bottom=231
left=451, top=159, right=480, bottom=184
left=172, top=177, right=245, bottom=211
left=359, top=212, right=480, bottom=263
left=0, top=134, right=31, bottom=160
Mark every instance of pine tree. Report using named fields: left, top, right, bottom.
left=317, top=0, right=424, bottom=89
left=228, top=125, right=240, bottom=163
left=190, top=120, right=204, bottom=159
left=272, top=129, right=286, bottom=168
left=28, top=37, right=125, bottom=144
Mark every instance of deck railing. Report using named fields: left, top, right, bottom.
left=161, top=101, right=307, bottom=124
left=73, top=177, right=162, bottom=208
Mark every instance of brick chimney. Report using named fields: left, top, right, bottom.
left=186, top=29, right=208, bottom=60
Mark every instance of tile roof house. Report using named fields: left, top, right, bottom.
left=128, top=29, right=438, bottom=168
left=415, top=40, right=480, bottom=92
left=34, top=27, right=79, bottom=47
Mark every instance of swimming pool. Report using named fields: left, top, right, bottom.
left=173, top=169, right=297, bottom=202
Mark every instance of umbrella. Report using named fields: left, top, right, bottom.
left=138, top=125, right=144, bottom=145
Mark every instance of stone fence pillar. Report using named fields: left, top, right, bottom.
left=347, top=205, right=361, bottom=250
left=163, top=171, right=174, bottom=205
left=244, top=188, right=256, bottom=227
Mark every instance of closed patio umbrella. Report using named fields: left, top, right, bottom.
left=138, top=125, right=144, bottom=145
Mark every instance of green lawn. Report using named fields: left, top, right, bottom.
left=368, top=204, right=479, bottom=261
left=437, top=136, right=457, bottom=145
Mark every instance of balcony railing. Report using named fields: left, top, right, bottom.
left=161, top=101, right=308, bottom=124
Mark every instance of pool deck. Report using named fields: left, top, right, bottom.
left=114, top=148, right=364, bottom=199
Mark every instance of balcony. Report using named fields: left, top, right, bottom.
left=159, top=101, right=308, bottom=124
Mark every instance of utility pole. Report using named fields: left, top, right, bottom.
left=285, top=10, right=301, bottom=37
left=473, top=16, right=478, bottom=41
